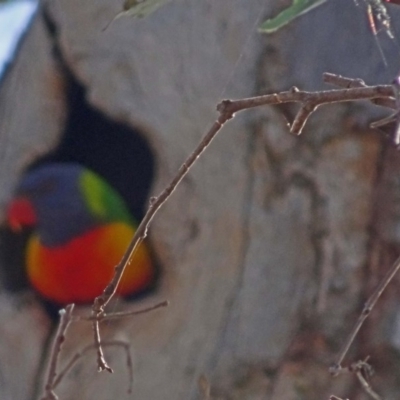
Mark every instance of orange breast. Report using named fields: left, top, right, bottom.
left=27, top=223, right=154, bottom=305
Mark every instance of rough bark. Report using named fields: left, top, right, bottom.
left=1, top=0, right=400, bottom=399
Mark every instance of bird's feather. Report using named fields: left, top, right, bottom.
left=7, top=163, right=156, bottom=306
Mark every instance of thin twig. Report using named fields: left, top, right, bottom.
left=330, top=256, right=400, bottom=376
left=91, top=117, right=234, bottom=370
left=323, top=72, right=368, bottom=88
left=93, top=312, right=112, bottom=373
left=216, top=84, right=393, bottom=135
left=41, top=304, right=75, bottom=400
left=370, top=113, right=398, bottom=129
left=54, top=340, right=133, bottom=394
left=91, top=74, right=396, bottom=371
left=391, top=75, right=400, bottom=145
left=330, top=357, right=382, bottom=399
left=355, top=370, right=382, bottom=400
left=74, top=300, right=168, bottom=322
left=92, top=116, right=231, bottom=314
left=323, top=72, right=396, bottom=109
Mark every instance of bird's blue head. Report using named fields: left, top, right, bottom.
left=7, top=163, right=97, bottom=246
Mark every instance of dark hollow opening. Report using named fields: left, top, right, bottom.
left=1, top=66, right=158, bottom=312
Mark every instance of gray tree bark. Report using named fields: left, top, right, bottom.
left=0, top=0, right=400, bottom=399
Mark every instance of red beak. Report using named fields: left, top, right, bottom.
left=7, top=197, right=37, bottom=231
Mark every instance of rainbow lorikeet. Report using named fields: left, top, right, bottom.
left=6, top=163, right=155, bottom=306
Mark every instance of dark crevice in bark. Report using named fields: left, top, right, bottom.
left=204, top=81, right=262, bottom=400
left=206, top=39, right=291, bottom=397
left=40, top=4, right=155, bottom=221
left=285, top=170, right=331, bottom=312
left=354, top=138, right=396, bottom=399
left=205, top=119, right=257, bottom=390
left=2, top=4, right=159, bottom=294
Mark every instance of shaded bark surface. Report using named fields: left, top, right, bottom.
left=1, top=0, right=400, bottom=399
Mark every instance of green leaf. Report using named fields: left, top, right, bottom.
left=103, top=0, right=170, bottom=31
left=121, top=0, right=170, bottom=18
left=259, top=0, right=328, bottom=33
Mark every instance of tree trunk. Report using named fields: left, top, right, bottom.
left=1, top=0, right=400, bottom=399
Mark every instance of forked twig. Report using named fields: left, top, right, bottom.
left=40, top=300, right=167, bottom=395
left=355, top=368, right=382, bottom=400
left=73, top=300, right=168, bottom=322
left=53, top=340, right=134, bottom=394
left=216, top=84, right=393, bottom=135
left=334, top=357, right=382, bottom=400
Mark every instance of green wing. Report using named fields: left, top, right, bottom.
left=79, top=169, right=134, bottom=225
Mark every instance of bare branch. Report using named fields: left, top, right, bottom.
left=330, top=357, right=382, bottom=399
left=323, top=72, right=368, bottom=89
left=54, top=340, right=133, bottom=394
left=355, top=370, right=382, bottom=400
left=91, top=73, right=397, bottom=370
left=41, top=304, right=75, bottom=400
left=330, top=256, right=400, bottom=376
left=92, top=314, right=113, bottom=373
left=323, top=72, right=396, bottom=109
left=217, top=84, right=394, bottom=135
left=91, top=117, right=233, bottom=370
